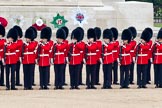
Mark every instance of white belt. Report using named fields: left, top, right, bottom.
left=96, top=50, right=99, bottom=52
left=24, top=52, right=34, bottom=55
left=16, top=50, right=20, bottom=52
left=104, top=53, right=112, bottom=56
left=87, top=53, right=96, bottom=56
left=0, top=49, right=3, bottom=52
left=138, top=54, right=148, bottom=56
left=112, top=50, right=117, bottom=53
left=40, top=54, right=49, bottom=57
left=130, top=50, right=134, bottom=53
left=121, top=54, right=130, bottom=56
left=6, top=53, right=16, bottom=55
left=55, top=52, right=64, bottom=55
left=71, top=54, right=80, bottom=56
left=154, top=53, right=162, bottom=56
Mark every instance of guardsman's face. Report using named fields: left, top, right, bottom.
left=0, top=35, right=2, bottom=39
left=57, top=38, right=63, bottom=43
left=141, top=39, right=146, bottom=44
left=123, top=40, right=128, bottom=44
left=88, top=38, right=94, bottom=43
left=42, top=38, right=48, bottom=43
left=26, top=38, right=31, bottom=43
left=7, top=37, right=13, bottom=43
left=104, top=38, right=110, bottom=43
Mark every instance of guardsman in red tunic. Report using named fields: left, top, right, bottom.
left=85, top=28, right=98, bottom=89
left=0, top=25, right=6, bottom=86
left=100, top=29, right=114, bottom=89
left=76, top=27, right=85, bottom=85
left=111, top=27, right=119, bottom=85
left=145, top=27, right=153, bottom=84
left=28, top=26, right=38, bottom=86
left=119, top=29, right=132, bottom=89
left=22, top=28, right=36, bottom=90
left=94, top=27, right=102, bottom=85
left=128, top=26, right=137, bottom=84
left=37, top=27, right=52, bottom=90
left=68, top=28, right=85, bottom=90
left=52, top=28, right=66, bottom=90
left=13, top=25, right=23, bottom=86
left=3, top=28, right=18, bottom=90
left=135, top=30, right=150, bottom=88
left=61, top=26, right=69, bottom=86
left=153, top=28, right=162, bottom=88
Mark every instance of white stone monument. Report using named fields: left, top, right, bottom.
left=0, top=0, right=154, bottom=32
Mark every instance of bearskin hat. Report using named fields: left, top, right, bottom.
left=0, top=24, right=5, bottom=37
left=7, top=28, right=18, bottom=42
left=128, top=26, right=137, bottom=39
left=61, top=26, right=69, bottom=39
left=157, top=28, right=162, bottom=39
left=103, top=29, right=113, bottom=41
left=56, top=28, right=66, bottom=39
left=40, top=27, right=52, bottom=41
left=110, top=27, right=118, bottom=40
left=25, top=28, right=35, bottom=41
left=141, top=30, right=151, bottom=42
left=94, top=27, right=101, bottom=40
left=76, top=27, right=84, bottom=41
left=13, top=25, right=23, bottom=38
left=29, top=26, right=37, bottom=39
left=87, top=28, right=96, bottom=41
left=71, top=28, right=82, bottom=42
left=121, top=29, right=132, bottom=43
left=144, top=27, right=153, bottom=40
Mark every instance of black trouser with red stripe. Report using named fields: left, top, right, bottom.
left=0, top=61, right=4, bottom=85
left=54, top=64, right=64, bottom=87
left=78, top=62, right=83, bottom=84
left=16, top=61, right=21, bottom=85
left=31, top=64, right=35, bottom=85
left=39, top=66, right=49, bottom=88
left=154, top=64, right=162, bottom=87
left=63, top=64, right=66, bottom=85
left=23, top=64, right=34, bottom=89
left=103, top=64, right=112, bottom=87
left=129, top=62, right=135, bottom=83
left=146, top=59, right=151, bottom=83
left=112, top=60, right=118, bottom=83
left=69, top=64, right=80, bottom=87
left=6, top=64, right=16, bottom=89
left=120, top=65, right=130, bottom=87
left=86, top=64, right=96, bottom=87
left=95, top=61, right=100, bottom=84
left=137, top=64, right=147, bottom=86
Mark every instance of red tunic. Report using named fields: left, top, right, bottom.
left=147, top=40, right=153, bottom=59
left=16, top=39, right=23, bottom=62
left=0, top=39, right=6, bottom=61
left=153, top=42, right=162, bottom=64
left=52, top=42, right=67, bottom=64
left=112, top=40, right=119, bottom=61
left=22, top=41, right=37, bottom=64
left=102, top=43, right=114, bottom=64
left=135, top=43, right=150, bottom=64
left=68, top=42, right=85, bottom=65
left=85, top=42, right=98, bottom=65
left=130, top=40, right=137, bottom=59
left=120, top=44, right=131, bottom=65
left=96, top=40, right=102, bottom=61
left=5, top=42, right=18, bottom=64
left=38, top=42, right=51, bottom=66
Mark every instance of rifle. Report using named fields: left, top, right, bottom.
left=37, top=43, right=42, bottom=63
left=136, top=43, right=141, bottom=61
left=85, top=44, right=89, bottom=62
left=101, top=44, right=105, bottom=62
left=53, top=43, right=57, bottom=61
left=68, top=43, right=73, bottom=62
left=119, top=45, right=123, bottom=63
left=21, top=43, right=26, bottom=61
left=3, top=44, right=7, bottom=65
left=152, top=42, right=157, bottom=62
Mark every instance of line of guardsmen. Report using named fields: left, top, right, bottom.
left=0, top=24, right=162, bottom=90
